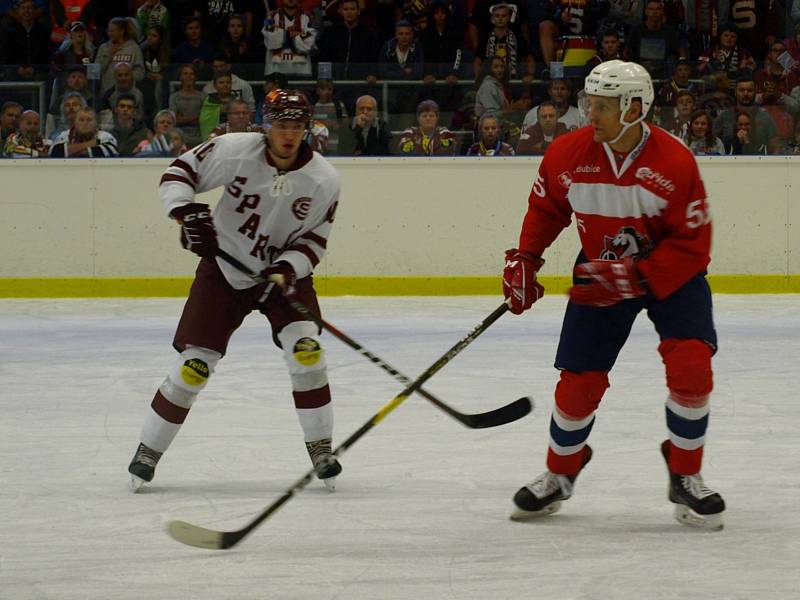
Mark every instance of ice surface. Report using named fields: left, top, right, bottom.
left=1, top=295, right=798, bottom=600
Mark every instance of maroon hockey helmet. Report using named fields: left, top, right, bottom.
left=264, top=89, right=312, bottom=126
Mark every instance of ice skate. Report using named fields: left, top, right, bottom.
left=661, top=440, right=725, bottom=531
left=306, top=438, right=342, bottom=492
left=128, top=442, right=163, bottom=493
left=511, top=446, right=593, bottom=521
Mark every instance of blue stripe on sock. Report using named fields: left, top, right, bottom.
left=665, top=406, right=709, bottom=440
left=550, top=416, right=595, bottom=448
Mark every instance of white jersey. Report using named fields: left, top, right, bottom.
left=160, top=132, right=340, bottom=290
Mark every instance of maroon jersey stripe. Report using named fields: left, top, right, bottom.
left=300, top=231, right=327, bottom=248
left=160, top=173, right=196, bottom=189
left=170, top=158, right=199, bottom=185
left=288, top=244, right=320, bottom=267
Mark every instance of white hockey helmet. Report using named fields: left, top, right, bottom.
left=584, top=59, right=654, bottom=120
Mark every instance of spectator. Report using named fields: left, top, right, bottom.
left=169, top=63, right=203, bottom=147
left=140, top=24, right=171, bottom=114
left=46, top=67, right=93, bottom=136
left=199, top=71, right=235, bottom=139
left=682, top=0, right=725, bottom=58
left=756, top=40, right=800, bottom=113
left=758, top=80, right=797, bottom=152
left=0, top=0, right=51, bottom=82
left=584, top=28, right=623, bottom=74
left=51, top=21, right=95, bottom=77
left=49, top=0, right=95, bottom=47
left=349, top=94, right=392, bottom=156
left=201, top=56, right=256, bottom=113
left=402, top=0, right=432, bottom=32
left=657, top=59, right=701, bottom=110
left=3, top=109, right=49, bottom=157
left=317, top=0, right=380, bottom=83
left=218, top=13, right=259, bottom=65
left=263, top=0, right=317, bottom=76
left=96, top=17, right=145, bottom=94
left=207, top=99, right=262, bottom=137
left=697, top=23, right=756, bottom=78
left=396, top=99, right=457, bottom=155
left=661, top=89, right=696, bottom=138
left=600, top=0, right=643, bottom=36
left=784, top=22, right=800, bottom=64
left=421, top=0, right=464, bottom=82
left=1, top=0, right=48, bottom=28
left=305, top=117, right=330, bottom=153
left=727, top=110, right=766, bottom=154
left=538, top=0, right=607, bottom=76
left=99, top=62, right=146, bottom=126
left=136, top=0, right=170, bottom=42
left=723, top=0, right=782, bottom=61
left=379, top=20, right=425, bottom=119
left=198, top=0, right=255, bottom=43
left=625, top=0, right=686, bottom=79
left=474, top=2, right=534, bottom=80
left=467, top=0, right=529, bottom=65
left=516, top=100, right=568, bottom=154
left=466, top=113, right=515, bottom=155
left=475, top=54, right=528, bottom=125
left=311, top=79, right=348, bottom=155
left=0, top=101, right=23, bottom=146
left=714, top=77, right=780, bottom=154
left=521, top=78, right=581, bottom=132
left=47, top=91, right=87, bottom=140
left=134, top=108, right=183, bottom=155
left=171, top=15, right=214, bottom=68
left=106, top=93, right=151, bottom=156
left=683, top=109, right=726, bottom=155
left=698, top=69, right=735, bottom=121
left=50, top=107, right=119, bottom=157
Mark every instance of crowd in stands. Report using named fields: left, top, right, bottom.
left=2, top=0, right=800, bottom=158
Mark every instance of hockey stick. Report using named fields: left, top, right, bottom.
left=167, top=299, right=515, bottom=550
left=215, top=248, right=531, bottom=428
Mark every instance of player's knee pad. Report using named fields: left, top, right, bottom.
left=659, top=338, right=713, bottom=404
left=278, top=321, right=328, bottom=392
left=160, top=346, right=221, bottom=408
left=555, top=370, right=610, bottom=419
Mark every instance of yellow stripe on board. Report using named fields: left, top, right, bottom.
left=0, top=275, right=799, bottom=298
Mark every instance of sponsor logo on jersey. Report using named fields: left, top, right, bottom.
left=558, top=171, right=573, bottom=189
left=599, top=226, right=652, bottom=260
left=180, top=358, right=209, bottom=386
left=292, top=197, right=312, bottom=220
left=635, top=167, right=676, bottom=194
left=293, top=337, right=322, bottom=366
left=575, top=165, right=600, bottom=173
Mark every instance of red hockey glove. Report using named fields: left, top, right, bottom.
left=171, top=203, right=218, bottom=259
left=569, top=257, right=648, bottom=307
left=261, top=261, right=297, bottom=297
left=503, top=249, right=545, bottom=314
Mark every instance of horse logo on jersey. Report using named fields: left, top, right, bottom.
left=599, top=226, right=652, bottom=260
left=292, top=197, right=312, bottom=220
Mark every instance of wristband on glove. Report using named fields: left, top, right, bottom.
left=503, top=249, right=545, bottom=315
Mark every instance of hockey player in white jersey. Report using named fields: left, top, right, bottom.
left=128, top=89, right=343, bottom=492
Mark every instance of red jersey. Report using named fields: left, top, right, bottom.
left=518, top=124, right=711, bottom=300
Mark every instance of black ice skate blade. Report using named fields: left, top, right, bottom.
left=510, top=501, right=563, bottom=521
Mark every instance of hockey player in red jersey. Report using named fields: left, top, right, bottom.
left=128, top=89, right=343, bottom=492
left=503, top=60, right=725, bottom=529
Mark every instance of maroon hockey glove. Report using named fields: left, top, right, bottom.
left=171, top=203, right=218, bottom=259
left=261, top=262, right=297, bottom=297
left=569, top=257, right=648, bottom=307
left=503, top=249, right=545, bottom=314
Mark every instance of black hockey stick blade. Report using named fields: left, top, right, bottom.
left=214, top=248, right=532, bottom=429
